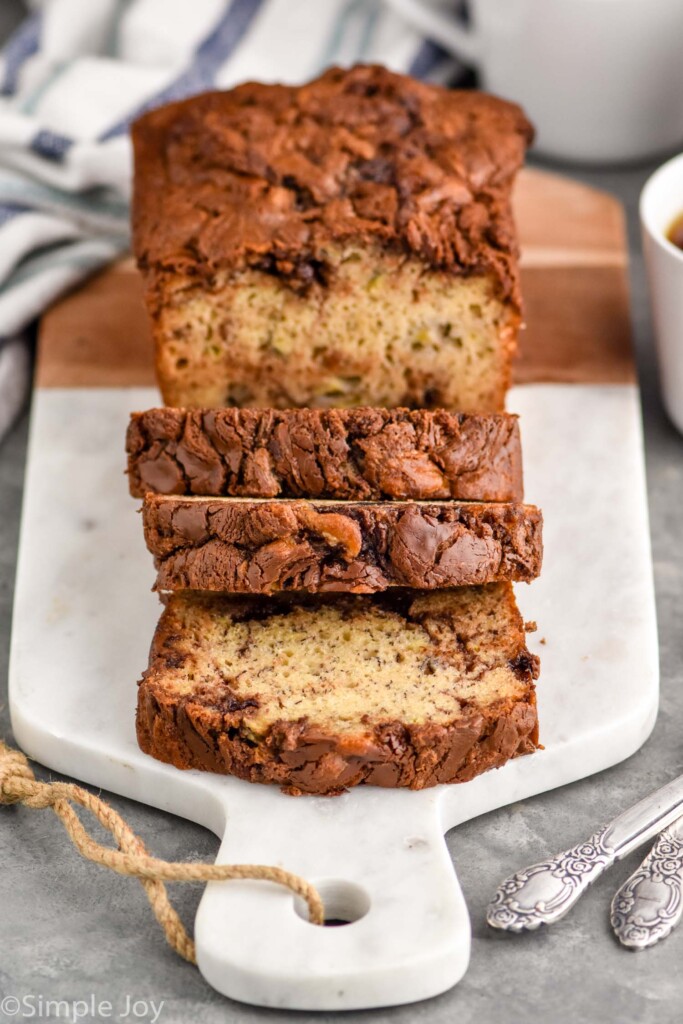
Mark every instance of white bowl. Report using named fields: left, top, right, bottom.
left=641, top=153, right=683, bottom=434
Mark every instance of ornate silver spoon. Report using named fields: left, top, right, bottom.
left=611, top=815, right=683, bottom=950
left=487, top=774, right=683, bottom=933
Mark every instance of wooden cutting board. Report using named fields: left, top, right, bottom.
left=10, top=167, right=657, bottom=1012
left=36, top=166, right=635, bottom=387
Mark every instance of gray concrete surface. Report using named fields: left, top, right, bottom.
left=1, top=9, right=682, bottom=1018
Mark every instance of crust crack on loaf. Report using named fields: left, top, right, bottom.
left=136, top=584, right=540, bottom=796
left=132, top=64, right=533, bottom=412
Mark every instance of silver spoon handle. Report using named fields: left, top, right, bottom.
left=611, top=817, right=683, bottom=950
left=487, top=771, right=683, bottom=934
left=487, top=825, right=615, bottom=932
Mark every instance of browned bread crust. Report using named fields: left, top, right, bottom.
left=136, top=586, right=540, bottom=796
left=127, top=407, right=524, bottom=502
left=142, top=495, right=543, bottom=594
left=132, top=64, right=532, bottom=304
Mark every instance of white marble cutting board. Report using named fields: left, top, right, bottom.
left=9, top=380, right=657, bottom=1011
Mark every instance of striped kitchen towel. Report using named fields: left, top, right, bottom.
left=0, top=0, right=465, bottom=439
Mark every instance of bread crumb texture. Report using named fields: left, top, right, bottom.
left=137, top=584, right=539, bottom=794
left=154, top=249, right=515, bottom=411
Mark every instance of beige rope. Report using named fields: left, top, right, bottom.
left=0, top=740, right=324, bottom=962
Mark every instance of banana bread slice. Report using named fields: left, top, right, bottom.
left=137, top=584, right=540, bottom=795
left=142, top=495, right=542, bottom=593
left=132, top=64, right=532, bottom=412
left=127, top=407, right=523, bottom=502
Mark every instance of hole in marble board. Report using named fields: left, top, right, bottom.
left=294, top=879, right=371, bottom=927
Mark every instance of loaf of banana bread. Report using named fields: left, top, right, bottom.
left=142, top=495, right=542, bottom=593
left=136, top=584, right=540, bottom=795
left=127, top=407, right=524, bottom=501
left=132, top=64, right=532, bottom=412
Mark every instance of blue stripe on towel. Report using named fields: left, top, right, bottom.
left=0, top=12, right=42, bottom=97
left=29, top=129, right=74, bottom=162
left=100, top=0, right=265, bottom=141
left=193, top=0, right=264, bottom=73
left=408, top=38, right=450, bottom=79
left=0, top=203, right=30, bottom=227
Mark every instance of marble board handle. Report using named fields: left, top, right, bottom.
left=192, top=786, right=470, bottom=1011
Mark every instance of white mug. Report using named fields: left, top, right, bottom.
left=641, top=153, right=683, bottom=436
left=383, top=0, right=683, bottom=164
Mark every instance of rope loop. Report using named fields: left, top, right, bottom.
left=0, top=739, right=324, bottom=962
